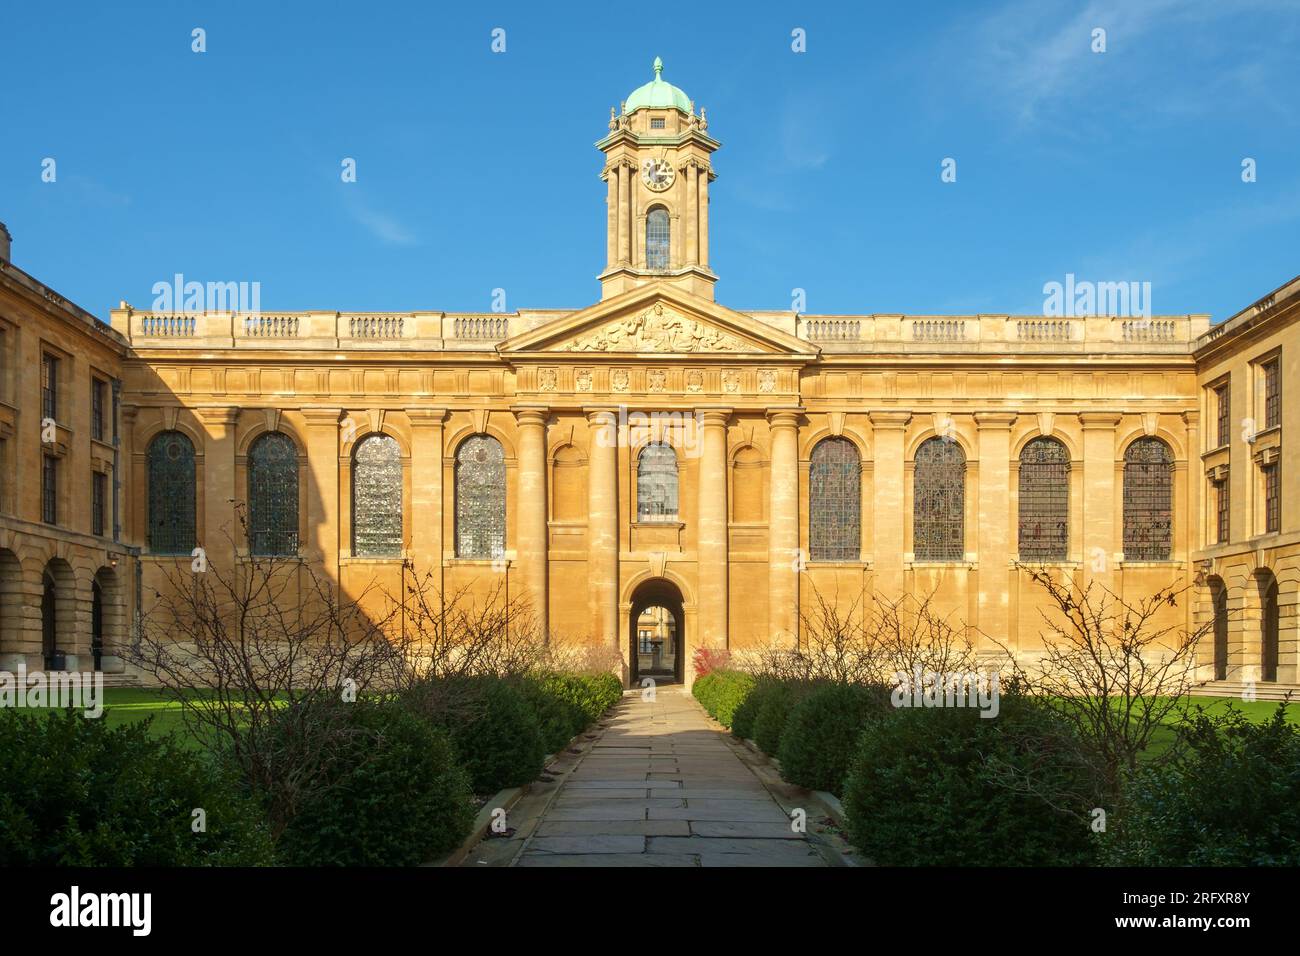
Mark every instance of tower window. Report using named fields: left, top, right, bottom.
left=650, top=117, right=666, bottom=129
left=646, top=207, right=670, bottom=270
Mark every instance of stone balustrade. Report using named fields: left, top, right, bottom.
left=109, top=304, right=1212, bottom=353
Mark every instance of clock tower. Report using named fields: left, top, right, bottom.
left=597, top=58, right=720, bottom=301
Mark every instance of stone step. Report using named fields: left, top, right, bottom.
left=1196, top=680, right=1299, bottom=702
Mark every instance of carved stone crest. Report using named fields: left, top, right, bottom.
left=686, top=369, right=704, bottom=393
left=758, top=370, right=776, bottom=393
left=538, top=368, right=557, bottom=392
left=575, top=369, right=592, bottom=392
left=722, top=369, right=740, bottom=393
left=611, top=369, right=630, bottom=392
left=648, top=369, right=666, bottom=392
left=566, top=302, right=744, bottom=353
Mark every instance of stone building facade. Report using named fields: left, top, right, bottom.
left=0, top=63, right=1294, bottom=689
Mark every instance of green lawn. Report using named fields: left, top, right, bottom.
left=1144, top=695, right=1299, bottom=757
left=99, top=688, right=198, bottom=737
left=93, top=688, right=1294, bottom=757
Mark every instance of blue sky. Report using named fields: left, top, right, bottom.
left=2, top=0, right=1297, bottom=322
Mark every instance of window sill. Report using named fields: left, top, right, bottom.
left=444, top=555, right=514, bottom=567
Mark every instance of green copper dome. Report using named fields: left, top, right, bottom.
left=624, top=57, right=692, bottom=114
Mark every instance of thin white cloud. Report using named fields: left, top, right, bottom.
left=951, top=0, right=1298, bottom=129
left=341, top=190, right=417, bottom=246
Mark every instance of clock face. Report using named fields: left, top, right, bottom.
left=642, top=157, right=676, bottom=192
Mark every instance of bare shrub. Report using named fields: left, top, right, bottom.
left=753, top=582, right=979, bottom=686
left=989, top=566, right=1210, bottom=801
left=128, top=518, right=406, bottom=838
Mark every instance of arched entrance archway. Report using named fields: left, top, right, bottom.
left=630, top=578, right=685, bottom=685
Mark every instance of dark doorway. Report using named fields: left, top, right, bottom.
left=630, top=579, right=684, bottom=686
left=1260, top=572, right=1279, bottom=683
left=41, top=569, right=57, bottom=670
left=91, top=580, right=104, bottom=672
left=1209, top=576, right=1228, bottom=681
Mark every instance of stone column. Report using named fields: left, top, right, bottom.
left=975, top=412, right=1016, bottom=644
left=698, top=168, right=710, bottom=267
left=300, top=408, right=343, bottom=570
left=605, top=167, right=618, bottom=270
left=868, top=410, right=911, bottom=597
left=767, top=408, right=802, bottom=647
left=685, top=161, right=699, bottom=265
left=195, top=406, right=240, bottom=564
left=119, top=405, right=138, bottom=548
left=697, top=408, right=731, bottom=647
left=1181, top=411, right=1200, bottom=640
left=513, top=406, right=550, bottom=640
left=586, top=408, right=619, bottom=649
left=1080, top=412, right=1122, bottom=586
left=406, top=408, right=447, bottom=587
left=616, top=163, right=630, bottom=265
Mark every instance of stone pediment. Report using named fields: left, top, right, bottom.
left=498, top=285, right=817, bottom=359
left=566, top=302, right=746, bottom=353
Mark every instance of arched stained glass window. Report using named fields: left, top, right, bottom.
left=637, top=442, right=678, bottom=522
left=1018, top=437, right=1069, bottom=561
left=1122, top=437, right=1172, bottom=561
left=249, top=432, right=299, bottom=556
left=147, top=430, right=196, bottom=555
left=809, top=438, right=860, bottom=561
left=456, top=435, right=506, bottom=558
left=646, top=207, right=670, bottom=270
left=914, top=437, right=965, bottom=562
left=353, top=434, right=402, bottom=557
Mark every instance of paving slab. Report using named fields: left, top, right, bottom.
left=509, top=688, right=829, bottom=868
left=535, top=819, right=692, bottom=837
left=516, top=853, right=699, bottom=867
left=526, top=835, right=647, bottom=855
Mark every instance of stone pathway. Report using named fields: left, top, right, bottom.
left=499, top=686, right=834, bottom=867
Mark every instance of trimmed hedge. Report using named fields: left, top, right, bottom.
left=552, top=672, right=624, bottom=726
left=520, top=671, right=624, bottom=754
left=842, top=697, right=1097, bottom=866
left=520, top=674, right=588, bottom=754
left=0, top=709, right=274, bottom=866
left=436, top=676, right=546, bottom=795
left=753, top=680, right=810, bottom=756
left=777, top=682, right=888, bottom=795
left=692, top=670, right=755, bottom=730
left=1104, top=705, right=1300, bottom=866
left=729, top=677, right=773, bottom=741
left=274, top=698, right=475, bottom=866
